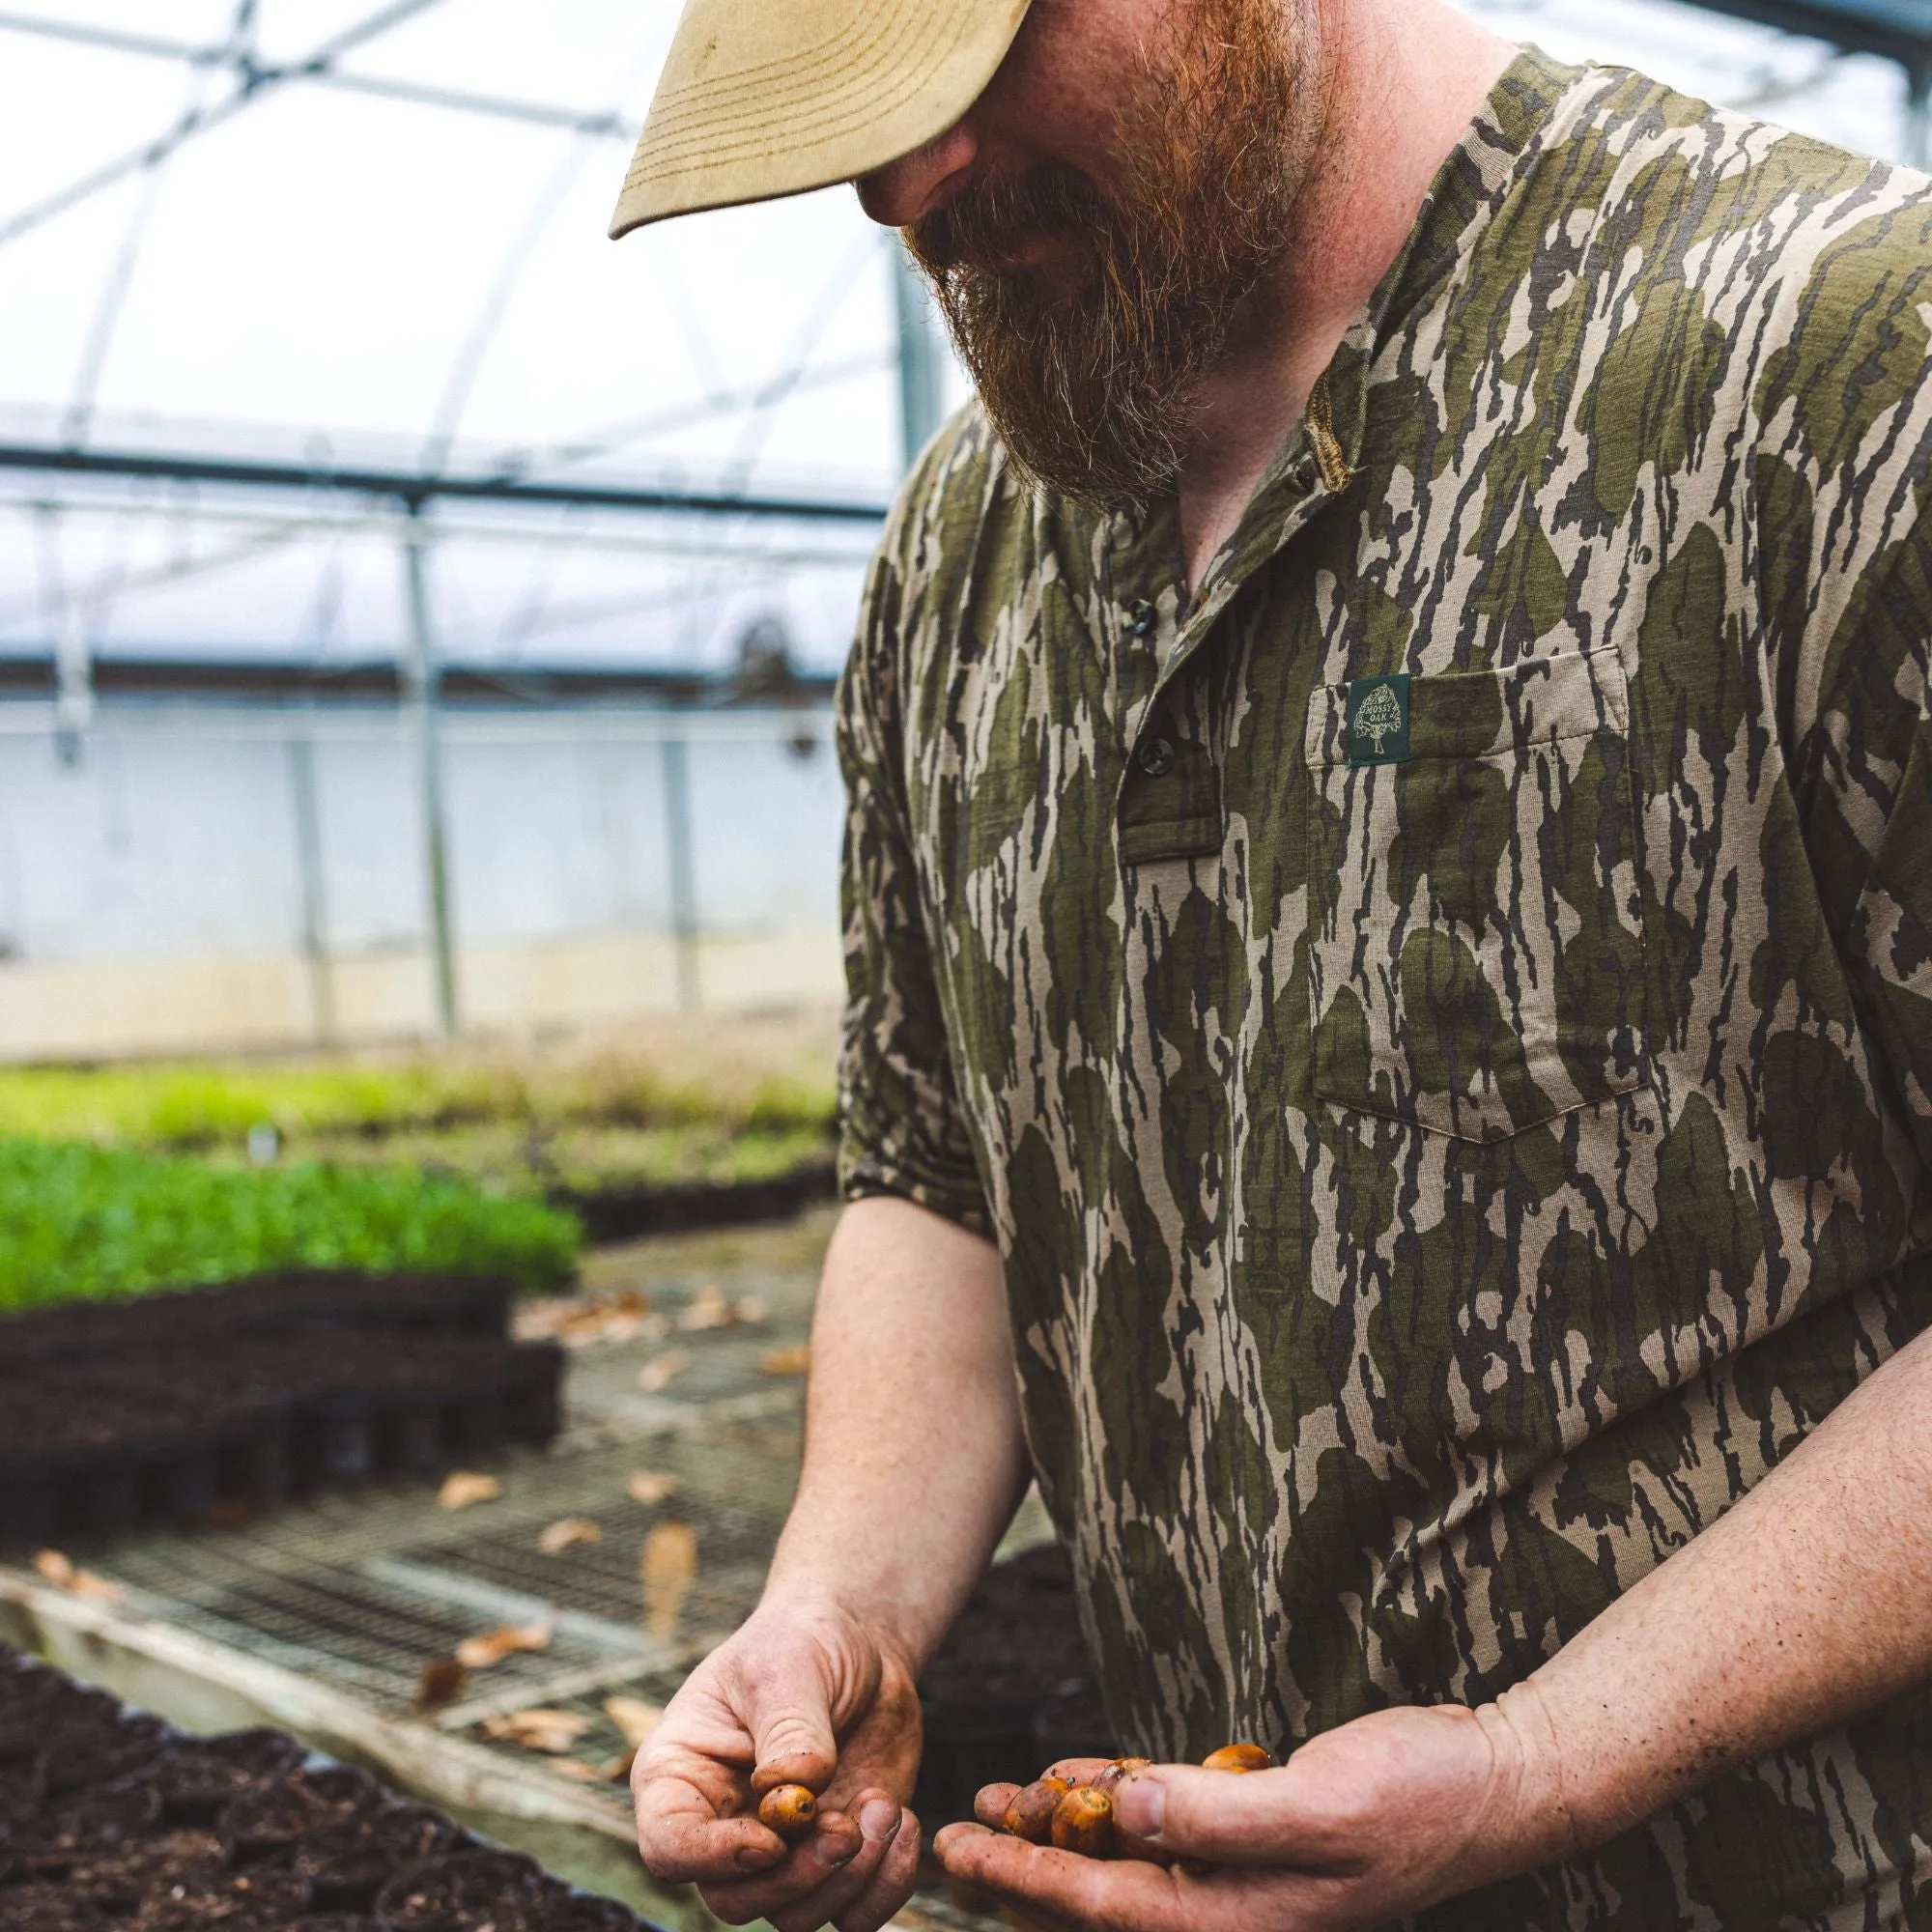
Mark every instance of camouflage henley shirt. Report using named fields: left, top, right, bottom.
left=836, top=47, right=1932, bottom=1929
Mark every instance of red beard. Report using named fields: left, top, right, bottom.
left=906, top=0, right=1319, bottom=506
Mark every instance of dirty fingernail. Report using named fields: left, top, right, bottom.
left=736, top=1844, right=776, bottom=1872
left=860, top=1799, right=898, bottom=1840
left=1115, top=1778, right=1164, bottom=1838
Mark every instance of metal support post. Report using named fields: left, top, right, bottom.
left=1907, top=63, right=1931, bottom=170
left=285, top=725, right=335, bottom=1044
left=53, top=596, right=92, bottom=769
left=894, top=242, right=947, bottom=472
left=34, top=505, right=92, bottom=767
left=401, top=505, right=458, bottom=1038
left=661, top=731, right=699, bottom=1012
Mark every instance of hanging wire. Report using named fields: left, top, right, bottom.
left=475, top=353, right=895, bottom=484
left=61, top=4, right=259, bottom=452
left=0, top=518, right=306, bottom=630
left=492, top=503, right=594, bottom=664
left=0, top=0, right=449, bottom=252
left=419, top=25, right=669, bottom=477
left=719, top=231, right=887, bottom=497
left=417, top=138, right=611, bottom=478
left=0, top=0, right=892, bottom=481
left=0, top=0, right=906, bottom=678
left=298, top=546, right=349, bottom=660
left=0, top=10, right=631, bottom=135
left=648, top=227, right=729, bottom=397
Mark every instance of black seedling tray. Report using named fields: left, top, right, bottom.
left=0, top=1271, right=514, bottom=1370
left=0, top=1271, right=561, bottom=1551
left=555, top=1160, right=836, bottom=1245
left=0, top=1647, right=665, bottom=1930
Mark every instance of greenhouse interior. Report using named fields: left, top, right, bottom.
left=1, top=0, right=1928, bottom=1927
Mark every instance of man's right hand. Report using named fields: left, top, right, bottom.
left=632, top=1195, right=1025, bottom=1927
left=631, top=1599, right=925, bottom=1932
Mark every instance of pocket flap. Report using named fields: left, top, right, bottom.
left=1303, top=648, right=1631, bottom=768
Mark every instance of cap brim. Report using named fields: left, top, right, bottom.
left=610, top=0, right=1031, bottom=237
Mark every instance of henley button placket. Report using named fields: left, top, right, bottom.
left=1137, top=737, right=1178, bottom=779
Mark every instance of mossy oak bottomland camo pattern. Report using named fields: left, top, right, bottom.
left=837, top=48, right=1932, bottom=1928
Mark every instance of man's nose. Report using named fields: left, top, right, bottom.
left=855, top=123, right=979, bottom=227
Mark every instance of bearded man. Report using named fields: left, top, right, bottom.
left=612, top=0, right=1932, bottom=1923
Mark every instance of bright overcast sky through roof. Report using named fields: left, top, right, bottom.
left=0, top=0, right=1921, bottom=676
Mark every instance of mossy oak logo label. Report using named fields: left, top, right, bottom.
left=1347, top=673, right=1410, bottom=766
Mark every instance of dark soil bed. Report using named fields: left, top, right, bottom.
left=0, top=1648, right=664, bottom=1930
left=553, top=1159, right=837, bottom=1244
left=155, top=1732, right=307, bottom=1826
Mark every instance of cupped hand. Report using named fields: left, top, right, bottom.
left=938, top=1698, right=1574, bottom=1931
left=631, top=1600, right=925, bottom=1932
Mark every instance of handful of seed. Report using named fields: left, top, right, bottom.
left=993, top=1744, right=1272, bottom=1862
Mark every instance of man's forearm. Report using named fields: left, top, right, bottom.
left=763, top=1194, right=1030, bottom=1670
left=1508, top=1320, right=1932, bottom=1859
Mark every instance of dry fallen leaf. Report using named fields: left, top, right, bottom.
left=679, top=1287, right=733, bottom=1332
left=758, top=1345, right=811, bottom=1378
left=733, top=1295, right=770, bottom=1325
left=456, top=1621, right=554, bottom=1670
left=517, top=1288, right=658, bottom=1349
left=437, top=1471, right=502, bottom=1512
left=537, top=1517, right=602, bottom=1556
left=604, top=1694, right=665, bottom=1749
left=641, top=1521, right=697, bottom=1639
left=414, top=1657, right=469, bottom=1713
left=607, top=1747, right=639, bottom=1783
left=572, top=1310, right=663, bottom=1349
left=626, top=1470, right=679, bottom=1508
left=481, top=1709, right=592, bottom=1754
left=549, top=1756, right=611, bottom=1784
left=637, top=1350, right=691, bottom=1393
left=514, top=1302, right=566, bottom=1342
left=32, top=1549, right=124, bottom=1604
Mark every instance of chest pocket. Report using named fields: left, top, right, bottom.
left=1302, top=648, right=1648, bottom=1142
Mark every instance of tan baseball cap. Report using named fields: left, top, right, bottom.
left=610, top=0, right=1033, bottom=238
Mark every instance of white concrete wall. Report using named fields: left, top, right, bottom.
left=0, top=703, right=845, bottom=1059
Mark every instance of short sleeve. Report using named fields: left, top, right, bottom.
left=834, top=542, right=992, bottom=1237
left=1795, top=511, right=1932, bottom=1168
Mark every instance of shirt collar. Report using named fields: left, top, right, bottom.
left=1197, top=45, right=1580, bottom=597
left=1035, top=44, right=1582, bottom=709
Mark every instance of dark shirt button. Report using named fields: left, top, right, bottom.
left=1137, top=736, right=1179, bottom=778
left=1127, top=599, right=1157, bottom=638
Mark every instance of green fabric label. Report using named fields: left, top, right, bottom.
left=1347, top=673, right=1411, bottom=766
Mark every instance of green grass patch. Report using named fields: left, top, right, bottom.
left=0, top=1059, right=834, bottom=1151
left=300, top=1121, right=834, bottom=1197
left=0, top=1064, right=497, bottom=1150
left=0, top=1138, right=581, bottom=1314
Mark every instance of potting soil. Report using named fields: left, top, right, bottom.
left=0, top=1646, right=662, bottom=1930
left=0, top=1271, right=562, bottom=1551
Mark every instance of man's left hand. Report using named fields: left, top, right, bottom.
left=935, top=1700, right=1575, bottom=1931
